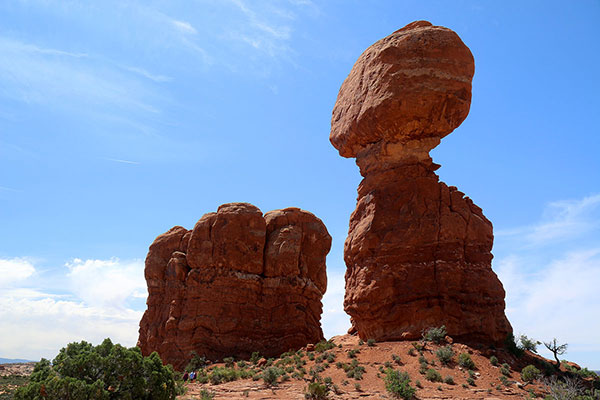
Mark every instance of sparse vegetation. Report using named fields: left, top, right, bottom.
left=490, top=355, right=498, bottom=366
left=500, top=363, right=511, bottom=377
left=544, top=338, right=568, bottom=369
left=518, top=334, right=541, bottom=353
left=261, top=366, right=283, bottom=387
left=458, top=353, right=475, bottom=369
left=367, top=339, right=376, bottom=347
left=444, top=375, right=455, bottom=385
left=425, top=368, right=442, bottom=383
left=467, top=377, right=475, bottom=386
left=315, top=340, right=336, bottom=353
left=199, top=389, right=215, bottom=400
left=305, top=381, right=329, bottom=399
left=422, top=326, right=447, bottom=344
left=384, top=369, right=415, bottom=399
left=435, top=346, right=454, bottom=365
left=521, top=365, right=541, bottom=382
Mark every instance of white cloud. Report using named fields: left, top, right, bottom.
left=65, top=258, right=146, bottom=310
left=321, top=269, right=350, bottom=339
left=0, top=257, right=146, bottom=360
left=0, top=257, right=35, bottom=287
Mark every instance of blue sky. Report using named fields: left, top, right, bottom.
left=1, top=0, right=599, bottom=369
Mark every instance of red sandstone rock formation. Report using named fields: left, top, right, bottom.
left=331, top=21, right=512, bottom=344
left=138, top=203, right=331, bottom=370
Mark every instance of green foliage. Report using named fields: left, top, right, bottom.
left=521, top=365, right=541, bottom=382
left=415, top=380, right=422, bottom=388
left=354, top=383, right=361, bottom=391
left=315, top=340, right=336, bottom=353
left=15, top=339, right=182, bottom=400
left=250, top=352, right=261, bottom=365
left=422, top=326, right=447, bottom=344
left=0, top=374, right=30, bottom=399
left=425, top=369, right=442, bottom=383
left=305, top=382, right=329, bottom=399
left=518, top=335, right=540, bottom=353
left=500, top=363, right=511, bottom=377
left=499, top=375, right=510, bottom=386
left=504, top=333, right=524, bottom=357
left=341, top=360, right=365, bottom=380
left=444, top=375, right=455, bottom=385
left=467, top=377, right=475, bottom=386
left=457, top=353, right=475, bottom=370
left=489, top=355, right=498, bottom=366
left=348, top=349, right=360, bottom=359
left=223, top=357, right=235, bottom=368
left=543, top=338, right=568, bottom=369
left=199, top=389, right=215, bottom=400
left=367, top=339, right=376, bottom=347
left=209, top=367, right=239, bottom=385
left=186, top=351, right=208, bottom=372
left=384, top=369, right=415, bottom=399
left=358, top=339, right=364, bottom=346
left=407, top=348, right=416, bottom=356
left=261, top=367, right=283, bottom=387
left=435, top=346, right=454, bottom=365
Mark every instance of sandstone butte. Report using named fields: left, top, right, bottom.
left=138, top=203, right=331, bottom=370
left=331, top=20, right=512, bottom=344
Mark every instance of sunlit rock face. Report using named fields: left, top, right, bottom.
left=138, top=203, right=331, bottom=370
left=331, top=20, right=512, bottom=344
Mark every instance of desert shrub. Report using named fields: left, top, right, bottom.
left=367, top=339, right=376, bottom=347
left=504, top=333, right=524, bottom=357
left=468, top=370, right=476, bottom=379
left=458, top=353, right=475, bottom=369
left=435, top=346, right=454, bottom=365
left=262, top=367, right=282, bottom=387
left=392, top=354, right=401, bottom=365
left=326, top=353, right=335, bottom=363
left=223, top=357, right=235, bottom=368
left=444, top=375, right=455, bottom=385
left=308, top=353, right=315, bottom=361
left=199, top=389, right=215, bottom=400
left=521, top=365, right=541, bottom=382
left=186, top=351, right=208, bottom=372
left=384, top=369, right=415, bottom=399
left=345, top=360, right=365, bottom=380
left=467, top=377, right=475, bottom=386
left=348, top=349, right=360, bottom=359
left=425, top=368, right=442, bottom=383
left=209, top=366, right=239, bottom=385
left=422, top=326, right=447, bottom=344
left=490, top=355, right=498, bottom=366
left=407, top=348, right=416, bottom=356
left=354, top=383, right=362, bottom=391
left=305, top=381, right=329, bottom=399
left=500, top=363, right=511, bottom=377
left=14, top=339, right=182, bottom=400
left=315, top=340, right=336, bottom=353
left=358, top=339, right=364, bottom=346
left=499, top=375, right=510, bottom=386
left=518, top=335, right=540, bottom=353
left=250, top=352, right=261, bottom=365
left=415, top=380, right=422, bottom=388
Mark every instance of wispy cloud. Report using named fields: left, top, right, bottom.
left=170, top=19, right=197, bottom=35
left=0, top=36, right=160, bottom=114
left=103, top=158, right=141, bottom=165
left=121, top=66, right=172, bottom=83
left=497, top=193, right=600, bottom=246
left=494, top=193, right=600, bottom=367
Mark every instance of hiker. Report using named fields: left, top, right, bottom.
left=183, top=372, right=188, bottom=382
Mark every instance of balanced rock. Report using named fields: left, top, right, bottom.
left=331, top=21, right=512, bottom=344
left=138, top=203, right=331, bottom=370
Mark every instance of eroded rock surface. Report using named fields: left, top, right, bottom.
left=138, top=203, right=331, bottom=370
left=332, top=21, right=512, bottom=344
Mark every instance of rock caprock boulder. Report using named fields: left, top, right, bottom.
left=138, top=203, right=331, bottom=370
left=331, top=21, right=512, bottom=344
